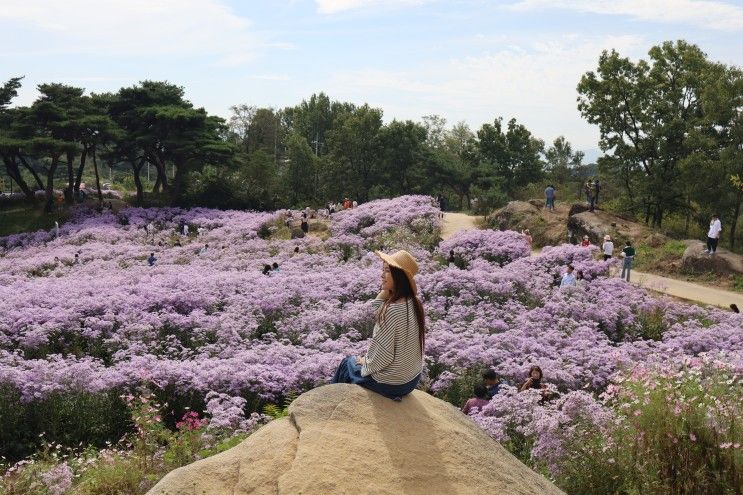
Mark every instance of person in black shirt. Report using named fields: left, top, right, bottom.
left=483, top=369, right=501, bottom=399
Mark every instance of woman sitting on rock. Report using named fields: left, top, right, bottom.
left=332, top=250, right=424, bottom=400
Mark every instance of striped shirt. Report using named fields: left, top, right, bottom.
left=361, top=297, right=423, bottom=385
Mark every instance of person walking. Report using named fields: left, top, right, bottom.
left=602, top=235, right=614, bottom=261
left=704, top=214, right=722, bottom=255
left=544, top=184, right=556, bottom=211
left=332, top=250, right=424, bottom=401
left=593, top=179, right=601, bottom=206
left=301, top=218, right=309, bottom=234
left=621, top=240, right=635, bottom=282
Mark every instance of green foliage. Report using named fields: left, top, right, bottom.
left=632, top=240, right=687, bottom=273
left=0, top=387, right=130, bottom=463
left=433, top=366, right=488, bottom=409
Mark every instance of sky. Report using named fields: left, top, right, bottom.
left=2, top=0, right=743, bottom=155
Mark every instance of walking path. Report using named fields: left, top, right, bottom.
left=442, top=213, right=743, bottom=309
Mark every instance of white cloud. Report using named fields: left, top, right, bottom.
left=507, top=0, right=743, bottom=31
left=315, top=0, right=432, bottom=15
left=329, top=34, right=646, bottom=148
left=0, top=0, right=259, bottom=63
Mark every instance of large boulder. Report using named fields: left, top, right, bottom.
left=489, top=200, right=568, bottom=247
left=567, top=208, right=667, bottom=247
left=148, top=384, right=565, bottom=495
left=681, top=240, right=743, bottom=275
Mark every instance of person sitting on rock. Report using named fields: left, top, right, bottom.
left=332, top=250, right=424, bottom=401
left=482, top=369, right=501, bottom=399
left=462, top=383, right=490, bottom=415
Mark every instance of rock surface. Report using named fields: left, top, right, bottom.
left=147, top=384, right=565, bottom=495
left=488, top=200, right=569, bottom=247
left=681, top=240, right=743, bottom=275
left=567, top=209, right=667, bottom=247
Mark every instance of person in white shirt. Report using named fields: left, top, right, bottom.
left=704, top=214, right=722, bottom=254
left=560, top=265, right=577, bottom=288
left=602, top=235, right=614, bottom=261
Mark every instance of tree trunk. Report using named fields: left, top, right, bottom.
left=92, top=148, right=103, bottom=205
left=731, top=192, right=741, bottom=250
left=2, top=155, right=34, bottom=200
left=18, top=155, right=44, bottom=191
left=74, top=147, right=88, bottom=196
left=65, top=151, right=75, bottom=204
left=132, top=159, right=144, bottom=205
left=44, top=155, right=60, bottom=213
left=170, top=161, right=187, bottom=205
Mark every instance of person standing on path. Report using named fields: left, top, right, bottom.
left=544, top=185, right=556, bottom=211
left=593, top=179, right=601, bottom=206
left=621, top=240, right=635, bottom=282
left=301, top=218, right=309, bottom=234
left=602, top=235, right=614, bottom=261
left=332, top=250, right=424, bottom=400
left=704, top=214, right=722, bottom=255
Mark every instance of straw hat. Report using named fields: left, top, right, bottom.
left=375, top=249, right=419, bottom=294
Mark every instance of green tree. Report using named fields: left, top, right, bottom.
left=326, top=104, right=383, bottom=201
left=545, top=136, right=584, bottom=186
left=0, top=76, right=42, bottom=201
left=108, top=81, right=232, bottom=204
left=475, top=117, right=544, bottom=198
left=578, top=40, right=712, bottom=227
left=284, top=131, right=317, bottom=205
left=378, top=119, right=427, bottom=195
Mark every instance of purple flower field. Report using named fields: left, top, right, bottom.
left=2, top=194, right=743, bottom=479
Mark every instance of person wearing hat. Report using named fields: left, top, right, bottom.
left=602, top=235, right=614, bottom=261
left=332, top=250, right=425, bottom=401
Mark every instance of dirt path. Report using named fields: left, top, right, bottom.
left=441, top=212, right=482, bottom=241
left=446, top=213, right=743, bottom=309
left=631, top=270, right=743, bottom=309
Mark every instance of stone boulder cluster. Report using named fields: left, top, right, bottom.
left=148, top=384, right=564, bottom=495
left=489, top=200, right=667, bottom=248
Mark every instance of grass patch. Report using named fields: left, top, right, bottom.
left=633, top=240, right=687, bottom=273
left=0, top=205, right=67, bottom=237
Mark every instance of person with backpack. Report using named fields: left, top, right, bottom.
left=621, top=240, right=635, bottom=282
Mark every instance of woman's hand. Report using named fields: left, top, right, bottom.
left=357, top=356, right=366, bottom=366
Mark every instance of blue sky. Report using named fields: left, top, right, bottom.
left=3, top=0, right=743, bottom=152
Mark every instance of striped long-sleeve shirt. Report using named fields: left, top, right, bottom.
left=360, top=297, right=422, bottom=385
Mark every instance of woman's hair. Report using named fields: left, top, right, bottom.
left=528, top=366, right=543, bottom=380
left=378, top=265, right=426, bottom=354
left=474, top=383, right=488, bottom=399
